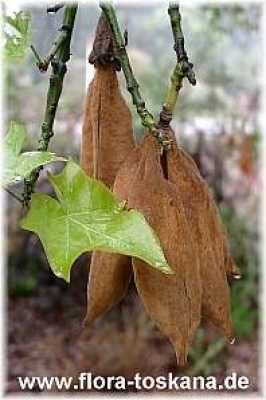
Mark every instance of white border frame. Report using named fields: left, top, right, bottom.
left=1, top=1, right=265, bottom=399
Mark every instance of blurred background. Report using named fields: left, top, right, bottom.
left=5, top=1, right=260, bottom=394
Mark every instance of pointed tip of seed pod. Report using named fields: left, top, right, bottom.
left=228, top=260, right=241, bottom=279
left=81, top=317, right=87, bottom=329
left=82, top=316, right=90, bottom=327
left=83, top=310, right=96, bottom=326
left=178, top=353, right=188, bottom=366
left=174, top=341, right=188, bottom=366
left=226, top=325, right=235, bottom=344
left=219, top=320, right=235, bottom=344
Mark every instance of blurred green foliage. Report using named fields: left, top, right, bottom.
left=4, top=11, right=31, bottom=60
left=222, top=205, right=258, bottom=339
left=189, top=330, right=227, bottom=376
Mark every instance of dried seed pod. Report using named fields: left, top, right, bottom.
left=171, top=138, right=240, bottom=279
left=81, top=62, right=135, bottom=324
left=88, top=13, right=120, bottom=70
left=205, top=196, right=240, bottom=279
left=187, top=210, right=234, bottom=341
left=85, top=150, right=141, bottom=325
left=113, top=148, right=142, bottom=202
left=81, top=64, right=135, bottom=188
left=85, top=251, right=132, bottom=324
left=180, top=147, right=239, bottom=278
left=166, top=130, right=236, bottom=341
left=115, top=133, right=202, bottom=365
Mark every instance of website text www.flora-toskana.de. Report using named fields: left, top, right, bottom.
left=17, top=372, right=250, bottom=392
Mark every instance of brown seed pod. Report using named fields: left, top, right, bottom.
left=85, top=150, right=141, bottom=325
left=81, top=64, right=135, bottom=188
left=115, top=133, right=202, bottom=365
left=166, top=129, right=237, bottom=341
left=176, top=137, right=240, bottom=279
left=82, top=63, right=135, bottom=324
left=85, top=251, right=132, bottom=324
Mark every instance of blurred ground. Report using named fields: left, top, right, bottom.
left=7, top=268, right=259, bottom=394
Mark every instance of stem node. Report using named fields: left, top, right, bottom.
left=22, top=4, right=78, bottom=206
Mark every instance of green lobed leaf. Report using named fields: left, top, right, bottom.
left=4, top=11, right=31, bottom=60
left=21, top=161, right=172, bottom=282
left=2, top=122, right=66, bottom=186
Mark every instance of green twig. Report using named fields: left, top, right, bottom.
left=22, top=4, right=78, bottom=206
left=37, top=33, right=67, bottom=73
left=30, top=44, right=43, bottom=67
left=32, top=9, right=74, bottom=73
left=100, top=2, right=171, bottom=148
left=159, top=3, right=196, bottom=127
left=169, top=3, right=196, bottom=85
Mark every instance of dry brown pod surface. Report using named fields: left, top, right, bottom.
left=84, top=121, right=238, bottom=364
left=85, top=251, right=132, bottom=324
left=81, top=64, right=135, bottom=189
left=166, top=129, right=237, bottom=341
left=85, top=149, right=142, bottom=325
left=85, top=156, right=141, bottom=326
left=172, top=137, right=240, bottom=279
left=82, top=64, right=135, bottom=325
left=113, top=133, right=202, bottom=365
